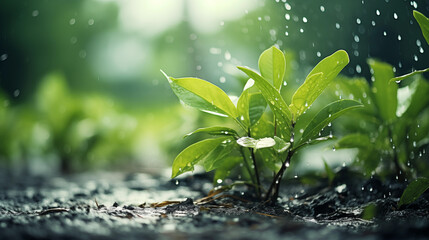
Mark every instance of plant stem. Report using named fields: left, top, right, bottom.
left=248, top=128, right=261, bottom=199
left=265, top=122, right=295, bottom=204
left=264, top=150, right=293, bottom=204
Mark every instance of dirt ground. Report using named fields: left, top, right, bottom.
left=1, top=168, right=428, bottom=240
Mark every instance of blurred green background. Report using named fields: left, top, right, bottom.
left=1, top=0, right=428, bottom=175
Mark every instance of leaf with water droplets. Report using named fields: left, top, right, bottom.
left=334, top=133, right=372, bottom=149
left=203, top=140, right=238, bottom=172
left=298, top=100, right=363, bottom=145
left=237, top=66, right=292, bottom=140
left=258, top=46, right=286, bottom=91
left=398, top=177, right=429, bottom=208
left=273, top=136, right=291, bottom=153
left=367, top=59, right=397, bottom=122
left=236, top=136, right=276, bottom=149
left=237, top=84, right=266, bottom=128
left=290, top=50, right=350, bottom=120
left=184, top=126, right=239, bottom=139
left=171, top=137, right=231, bottom=178
left=390, top=67, right=429, bottom=83
left=162, top=71, right=238, bottom=118
left=413, top=10, right=429, bottom=45
left=213, top=156, right=242, bottom=184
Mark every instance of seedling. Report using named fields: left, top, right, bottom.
left=163, top=46, right=362, bottom=204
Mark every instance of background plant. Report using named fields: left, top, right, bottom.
left=164, top=46, right=363, bottom=203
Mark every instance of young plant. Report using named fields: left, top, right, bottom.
left=163, top=46, right=362, bottom=204
left=334, top=10, right=429, bottom=181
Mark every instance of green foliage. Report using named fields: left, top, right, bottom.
left=165, top=46, right=361, bottom=203
left=398, top=177, right=429, bottom=208
left=413, top=10, right=429, bottom=45
left=391, top=11, right=429, bottom=83
left=335, top=11, right=429, bottom=178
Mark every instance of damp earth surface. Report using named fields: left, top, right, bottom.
left=1, top=168, right=428, bottom=240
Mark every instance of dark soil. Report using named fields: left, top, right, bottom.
left=1, top=167, right=429, bottom=240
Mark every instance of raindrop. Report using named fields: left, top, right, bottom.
left=13, top=89, right=20, bottom=97
left=79, top=50, right=86, bottom=58
left=70, top=37, right=77, bottom=44
left=397, top=35, right=402, bottom=41
left=316, top=51, right=321, bottom=57
left=285, top=3, right=291, bottom=10
left=302, top=17, right=308, bottom=23
left=335, top=23, right=340, bottom=29
left=285, top=13, right=290, bottom=20
left=328, top=122, right=332, bottom=127
left=376, top=9, right=380, bottom=16
left=419, top=47, right=424, bottom=54
left=209, top=47, right=221, bottom=55
left=383, top=31, right=387, bottom=36
left=320, top=6, right=325, bottom=12
left=371, top=21, right=376, bottom=26
left=369, top=187, right=373, bottom=192
left=0, top=54, right=8, bottom=61
left=224, top=51, right=231, bottom=60
left=285, top=162, right=290, bottom=167
left=414, top=55, right=418, bottom=61
left=196, top=65, right=202, bottom=70
left=189, top=33, right=197, bottom=40
left=356, top=65, right=362, bottom=73
left=219, top=76, right=226, bottom=83
left=354, top=35, right=360, bottom=43
left=32, top=10, right=39, bottom=17
left=294, top=175, right=298, bottom=179
left=416, top=39, right=422, bottom=47
left=361, top=186, right=365, bottom=191
left=285, top=31, right=289, bottom=36
left=216, top=179, right=223, bottom=184
left=69, top=18, right=76, bottom=25
left=175, top=180, right=179, bottom=185
left=393, top=13, right=398, bottom=19
left=300, top=28, right=304, bottom=33
left=258, top=17, right=262, bottom=21
left=88, top=19, right=95, bottom=25
left=299, top=129, right=304, bottom=134
left=356, top=18, right=361, bottom=24
left=342, top=162, right=346, bottom=167
left=332, top=146, right=336, bottom=152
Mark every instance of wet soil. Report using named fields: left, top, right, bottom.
left=1, top=167, right=428, bottom=240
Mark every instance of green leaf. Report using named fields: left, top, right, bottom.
left=367, top=59, right=397, bottom=122
left=390, top=67, right=429, bottom=83
left=334, top=133, right=372, bottom=149
left=323, top=158, right=335, bottom=185
left=402, top=77, right=429, bottom=119
left=398, top=177, right=429, bottom=208
left=171, top=137, right=230, bottom=178
left=213, top=156, right=242, bottom=183
left=203, top=140, right=237, bottom=172
left=236, top=136, right=276, bottom=149
left=162, top=71, right=238, bottom=118
left=273, top=136, right=291, bottom=153
left=290, top=50, right=350, bottom=119
left=237, top=83, right=266, bottom=127
left=184, top=126, right=239, bottom=139
left=237, top=66, right=292, bottom=140
left=413, top=10, right=429, bottom=45
left=299, top=100, right=363, bottom=145
left=258, top=46, right=286, bottom=91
